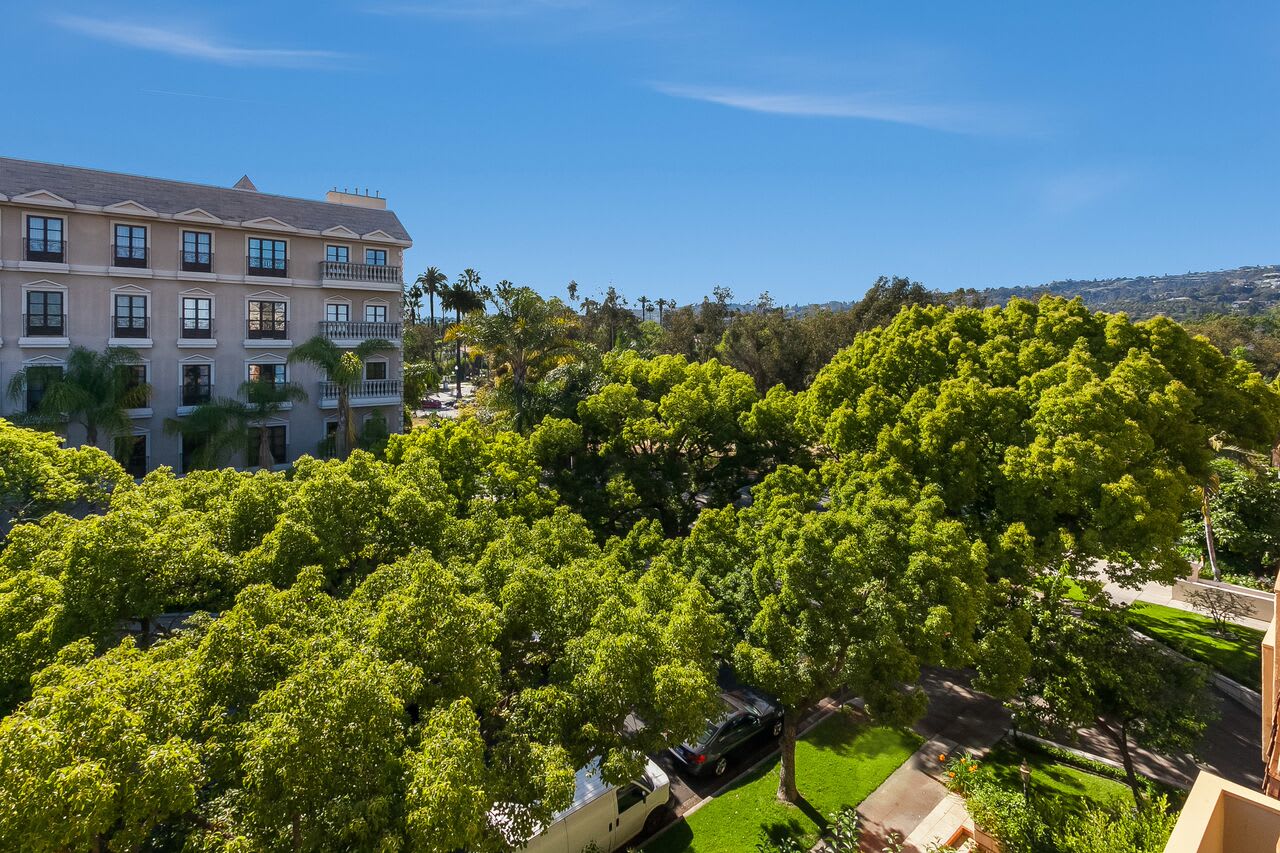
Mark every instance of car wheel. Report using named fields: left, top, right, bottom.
left=645, top=807, right=667, bottom=833
left=771, top=719, right=783, bottom=738
left=713, top=757, right=728, bottom=777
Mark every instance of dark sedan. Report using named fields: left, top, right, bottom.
left=668, top=688, right=783, bottom=777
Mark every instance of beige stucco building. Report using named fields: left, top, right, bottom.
left=1162, top=572, right=1280, bottom=852
left=0, top=157, right=411, bottom=473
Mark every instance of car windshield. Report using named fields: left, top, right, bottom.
left=692, top=698, right=736, bottom=747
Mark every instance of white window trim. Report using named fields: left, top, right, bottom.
left=21, top=212, right=68, bottom=271
left=245, top=234, right=290, bottom=280
left=324, top=243, right=352, bottom=263
left=364, top=357, right=389, bottom=381
left=123, top=356, right=153, bottom=418
left=178, top=228, right=217, bottom=276
left=246, top=419, right=291, bottom=471
left=178, top=288, right=217, bottom=348
left=19, top=279, right=70, bottom=347
left=108, top=283, right=153, bottom=348
left=17, top=354, right=66, bottom=413
left=244, top=355, right=292, bottom=410
left=244, top=291, right=292, bottom=348
left=176, top=355, right=215, bottom=415
left=363, top=298, right=390, bottom=323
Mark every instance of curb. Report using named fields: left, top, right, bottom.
left=1014, top=732, right=1194, bottom=791
left=1129, top=628, right=1262, bottom=713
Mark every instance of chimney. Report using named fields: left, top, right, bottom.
left=325, top=186, right=387, bottom=210
left=232, top=175, right=258, bottom=191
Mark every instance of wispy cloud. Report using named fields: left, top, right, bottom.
left=653, top=83, right=1024, bottom=136
left=366, top=0, right=666, bottom=31
left=54, top=16, right=348, bottom=68
left=1038, top=168, right=1133, bottom=214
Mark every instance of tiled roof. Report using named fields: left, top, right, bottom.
left=0, top=157, right=411, bottom=243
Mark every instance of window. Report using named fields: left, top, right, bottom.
left=247, top=425, right=287, bottom=468
left=113, top=224, right=148, bottom=267
left=365, top=361, right=388, bottom=381
left=365, top=303, right=388, bottom=323
left=181, top=434, right=207, bottom=474
left=182, top=296, right=213, bottom=338
left=182, top=231, right=212, bottom=272
left=114, top=434, right=147, bottom=478
left=326, top=303, right=350, bottom=323
left=247, top=237, right=287, bottom=276
left=326, top=245, right=349, bottom=263
left=247, top=300, right=288, bottom=339
left=113, top=294, right=148, bottom=338
left=365, top=248, right=388, bottom=266
left=248, top=363, right=287, bottom=388
left=25, top=291, right=64, bottom=336
left=24, top=365, right=62, bottom=411
left=616, top=784, right=648, bottom=814
left=25, top=216, right=64, bottom=261
left=182, top=364, right=212, bottom=406
left=119, top=364, right=148, bottom=408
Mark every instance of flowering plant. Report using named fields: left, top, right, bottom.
left=938, top=752, right=982, bottom=794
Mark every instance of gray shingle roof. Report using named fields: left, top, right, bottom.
left=0, top=157, right=411, bottom=243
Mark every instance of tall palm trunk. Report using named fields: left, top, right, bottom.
left=1202, top=489, right=1221, bottom=581
left=258, top=425, right=273, bottom=470
left=428, top=294, right=437, bottom=361
left=338, top=389, right=355, bottom=457
left=455, top=308, right=464, bottom=402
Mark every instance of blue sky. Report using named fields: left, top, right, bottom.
left=4, top=1, right=1278, bottom=305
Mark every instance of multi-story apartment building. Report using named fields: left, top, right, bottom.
left=0, top=157, right=412, bottom=474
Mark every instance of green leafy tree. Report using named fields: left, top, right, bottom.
left=289, top=335, right=395, bottom=458
left=712, top=462, right=998, bottom=803
left=5, top=345, right=148, bottom=448
left=0, top=419, right=128, bottom=534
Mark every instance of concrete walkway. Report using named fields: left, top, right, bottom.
left=855, top=670, right=1009, bottom=852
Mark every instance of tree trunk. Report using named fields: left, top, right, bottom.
left=428, top=295, right=436, bottom=360
left=455, top=309, right=464, bottom=402
left=776, top=709, right=800, bottom=804
left=291, top=813, right=302, bottom=852
left=1202, top=490, right=1221, bottom=581
left=258, top=426, right=273, bottom=470
left=1107, top=720, right=1145, bottom=806
left=338, top=391, right=354, bottom=458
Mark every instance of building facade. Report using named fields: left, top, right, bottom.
left=0, top=157, right=411, bottom=474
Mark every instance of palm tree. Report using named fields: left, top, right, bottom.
left=458, top=285, right=578, bottom=431
left=638, top=295, right=652, bottom=323
left=415, top=267, right=448, bottom=358
left=163, top=378, right=305, bottom=471
left=288, top=335, right=395, bottom=459
left=6, top=345, right=148, bottom=448
left=404, top=281, right=423, bottom=326
left=656, top=298, right=670, bottom=326
left=440, top=269, right=486, bottom=402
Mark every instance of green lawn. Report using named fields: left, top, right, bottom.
left=644, top=711, right=921, bottom=853
left=980, top=744, right=1133, bottom=818
left=1126, top=601, right=1263, bottom=690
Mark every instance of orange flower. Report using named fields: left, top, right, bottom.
left=947, top=771, right=956, bottom=778
left=938, top=754, right=948, bottom=763
left=969, top=766, right=978, bottom=773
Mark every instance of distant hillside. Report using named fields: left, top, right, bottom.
left=980, top=265, right=1280, bottom=320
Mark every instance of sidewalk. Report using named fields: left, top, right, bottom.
left=855, top=670, right=1009, bottom=852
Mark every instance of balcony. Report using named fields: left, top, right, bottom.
left=112, top=317, right=150, bottom=339
left=113, top=247, right=148, bottom=269
left=23, top=313, right=66, bottom=337
left=319, top=320, right=402, bottom=342
left=24, top=238, right=65, bottom=263
left=246, top=320, right=289, bottom=341
left=247, top=256, right=289, bottom=278
left=320, top=261, right=402, bottom=286
left=181, top=250, right=213, bottom=273
left=317, top=378, right=403, bottom=408
left=181, top=320, right=214, bottom=340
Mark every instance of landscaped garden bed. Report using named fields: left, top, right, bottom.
left=644, top=710, right=921, bottom=853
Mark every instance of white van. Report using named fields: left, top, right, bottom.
left=519, top=758, right=670, bottom=853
